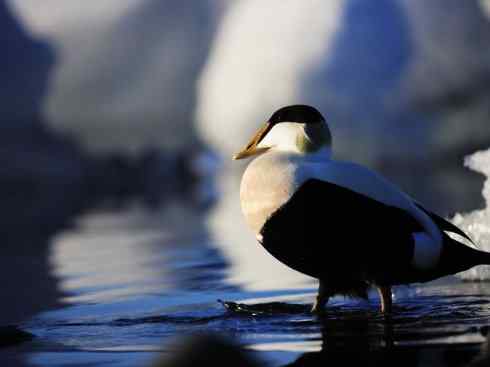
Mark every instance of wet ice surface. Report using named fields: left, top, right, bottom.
left=19, top=201, right=490, bottom=367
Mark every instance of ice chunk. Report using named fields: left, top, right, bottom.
left=452, top=148, right=490, bottom=280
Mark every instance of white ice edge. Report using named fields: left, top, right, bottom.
left=452, top=148, right=490, bottom=280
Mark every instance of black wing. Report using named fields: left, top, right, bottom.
left=260, top=179, right=425, bottom=285
left=414, top=203, right=474, bottom=245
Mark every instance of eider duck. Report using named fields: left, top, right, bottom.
left=233, top=104, right=490, bottom=313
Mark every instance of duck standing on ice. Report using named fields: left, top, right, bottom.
left=234, top=105, right=490, bottom=313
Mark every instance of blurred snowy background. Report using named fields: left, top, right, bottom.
left=5, top=0, right=490, bottom=215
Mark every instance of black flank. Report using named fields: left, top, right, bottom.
left=259, top=179, right=420, bottom=289
left=259, top=179, right=489, bottom=294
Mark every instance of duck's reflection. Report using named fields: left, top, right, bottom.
left=284, top=314, right=484, bottom=367
left=285, top=317, right=395, bottom=367
left=157, top=315, right=486, bottom=367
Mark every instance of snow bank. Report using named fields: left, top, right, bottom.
left=453, top=148, right=490, bottom=280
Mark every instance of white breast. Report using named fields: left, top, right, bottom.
left=240, top=152, right=302, bottom=233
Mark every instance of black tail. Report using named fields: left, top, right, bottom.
left=432, top=234, right=490, bottom=279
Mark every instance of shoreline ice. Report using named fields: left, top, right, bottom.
left=452, top=148, right=490, bottom=280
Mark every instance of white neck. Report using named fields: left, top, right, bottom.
left=256, top=122, right=332, bottom=156
left=257, top=122, right=303, bottom=153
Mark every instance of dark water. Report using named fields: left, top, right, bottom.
left=6, top=200, right=488, bottom=367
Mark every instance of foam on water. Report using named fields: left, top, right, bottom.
left=452, top=148, right=490, bottom=280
